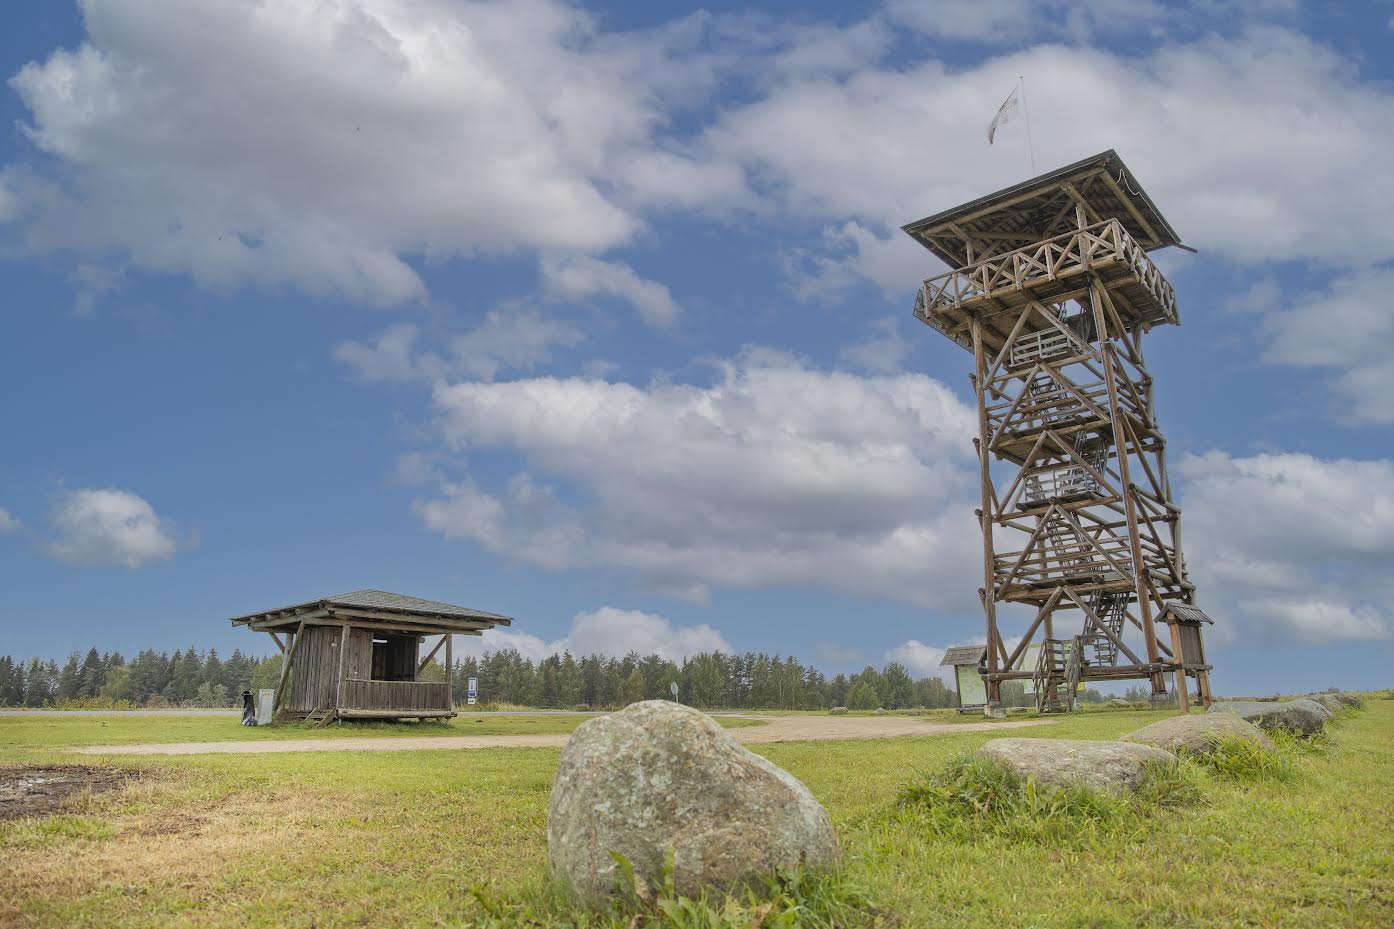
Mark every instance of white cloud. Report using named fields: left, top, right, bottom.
left=1179, top=452, right=1394, bottom=643
left=884, top=639, right=947, bottom=678
left=455, top=606, right=730, bottom=662
left=5, top=0, right=686, bottom=303
left=415, top=348, right=980, bottom=606
left=0, top=507, right=21, bottom=534
left=1261, top=267, right=1394, bottom=425
left=335, top=323, right=423, bottom=383
left=841, top=315, right=910, bottom=373
left=696, top=26, right=1394, bottom=293
left=45, top=488, right=177, bottom=568
left=567, top=607, right=731, bottom=660
left=335, top=309, right=585, bottom=383
left=540, top=255, right=680, bottom=328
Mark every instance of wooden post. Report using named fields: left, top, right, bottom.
left=334, top=622, right=350, bottom=721
left=1167, top=620, right=1189, bottom=712
left=445, top=632, right=453, bottom=718
left=271, top=620, right=305, bottom=719
left=1095, top=298, right=1163, bottom=697
left=971, top=316, right=1003, bottom=715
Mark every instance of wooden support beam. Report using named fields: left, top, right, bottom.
left=417, top=634, right=447, bottom=675
left=972, top=315, right=1003, bottom=709
left=271, top=620, right=306, bottom=719
left=333, top=623, right=350, bottom=722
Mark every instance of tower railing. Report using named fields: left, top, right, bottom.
left=914, top=219, right=1178, bottom=326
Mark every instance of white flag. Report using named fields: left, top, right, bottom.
left=987, top=86, right=1019, bottom=145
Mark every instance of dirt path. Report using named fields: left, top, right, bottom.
left=72, top=716, right=1053, bottom=756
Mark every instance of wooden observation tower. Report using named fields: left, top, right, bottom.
left=903, top=150, right=1214, bottom=714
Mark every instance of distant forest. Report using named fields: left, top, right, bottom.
left=0, top=646, right=1105, bottom=711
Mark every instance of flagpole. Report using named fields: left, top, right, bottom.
left=1019, top=75, right=1037, bottom=174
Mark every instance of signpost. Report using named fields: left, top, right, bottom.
left=467, top=676, right=478, bottom=706
left=256, top=689, right=274, bottom=726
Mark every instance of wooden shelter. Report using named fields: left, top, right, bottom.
left=903, top=150, right=1215, bottom=715
left=940, top=646, right=988, bottom=711
left=230, top=589, right=512, bottom=722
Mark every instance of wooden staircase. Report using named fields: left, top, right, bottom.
left=1082, top=590, right=1129, bottom=666
left=1034, top=638, right=1082, bottom=713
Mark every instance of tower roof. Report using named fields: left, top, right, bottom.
left=902, top=150, right=1181, bottom=270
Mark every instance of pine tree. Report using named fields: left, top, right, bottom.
left=24, top=658, right=54, bottom=706
left=881, top=662, right=915, bottom=709
left=77, top=647, right=104, bottom=698
left=619, top=668, right=645, bottom=706
left=0, top=656, right=14, bottom=707
left=56, top=652, right=82, bottom=701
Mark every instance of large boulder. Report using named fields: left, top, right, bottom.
left=547, top=700, right=840, bottom=901
left=1305, top=693, right=1344, bottom=714
left=829, top=706, right=849, bottom=715
left=978, top=738, right=1174, bottom=794
left=1322, top=692, right=1363, bottom=709
left=1208, top=699, right=1331, bottom=735
left=1121, top=712, right=1274, bottom=757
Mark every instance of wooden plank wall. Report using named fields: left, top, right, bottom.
left=289, top=624, right=340, bottom=714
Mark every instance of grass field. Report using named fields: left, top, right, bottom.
left=0, top=713, right=761, bottom=761
left=2, top=701, right=1390, bottom=928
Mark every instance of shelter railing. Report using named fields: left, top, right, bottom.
left=340, top=679, right=451, bottom=713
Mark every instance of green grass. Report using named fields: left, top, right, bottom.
left=1, top=704, right=1390, bottom=927
left=0, top=712, right=762, bottom=762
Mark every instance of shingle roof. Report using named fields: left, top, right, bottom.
left=230, top=588, right=512, bottom=627
left=1160, top=603, right=1214, bottom=625
left=940, top=645, right=987, bottom=667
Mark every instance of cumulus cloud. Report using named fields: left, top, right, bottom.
left=45, top=488, right=178, bottom=568
left=4, top=0, right=693, bottom=303
left=1179, top=452, right=1394, bottom=642
left=1261, top=266, right=1394, bottom=425
left=884, top=639, right=947, bottom=678
left=0, top=507, right=21, bottom=534
left=695, top=25, right=1394, bottom=294
left=415, top=348, right=980, bottom=605
left=335, top=309, right=585, bottom=384
left=455, top=606, right=731, bottom=662
left=9, top=3, right=1391, bottom=314
left=539, top=255, right=681, bottom=328
left=840, top=315, right=911, bottom=373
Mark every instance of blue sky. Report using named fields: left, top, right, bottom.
left=1, top=0, right=1392, bottom=695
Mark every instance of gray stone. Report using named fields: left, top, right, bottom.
left=1121, top=712, right=1274, bottom=757
left=829, top=706, right=848, bottom=715
left=1208, top=698, right=1331, bottom=735
left=978, top=738, right=1175, bottom=794
left=547, top=700, right=840, bottom=901
left=1305, top=693, right=1344, bottom=714
left=1326, top=692, right=1363, bottom=709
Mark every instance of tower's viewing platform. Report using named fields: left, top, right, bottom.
left=904, top=151, right=1181, bottom=355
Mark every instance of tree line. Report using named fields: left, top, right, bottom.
left=0, top=644, right=1089, bottom=711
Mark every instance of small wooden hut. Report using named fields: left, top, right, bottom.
left=940, top=646, right=988, bottom=711
left=230, top=589, right=512, bottom=722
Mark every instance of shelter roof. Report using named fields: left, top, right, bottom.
left=940, top=645, right=987, bottom=667
left=230, top=588, right=512, bottom=632
left=902, top=150, right=1181, bottom=269
left=1160, top=603, right=1214, bottom=625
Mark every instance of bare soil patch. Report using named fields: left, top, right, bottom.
left=0, top=764, right=135, bottom=821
